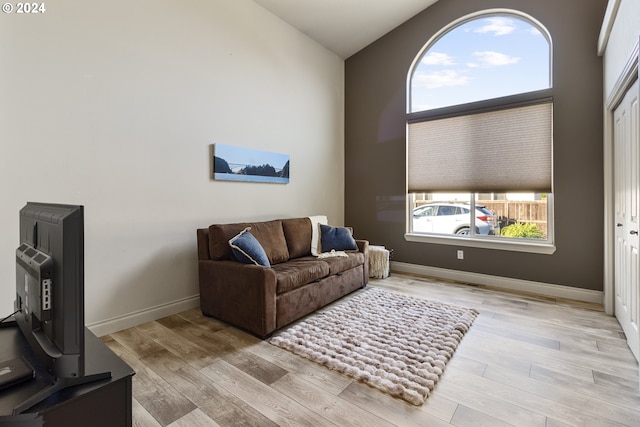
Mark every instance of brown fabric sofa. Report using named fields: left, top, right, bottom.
left=196, top=217, right=369, bottom=338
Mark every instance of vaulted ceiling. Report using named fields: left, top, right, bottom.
left=253, top=0, right=438, bottom=59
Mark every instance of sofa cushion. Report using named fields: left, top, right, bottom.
left=210, top=220, right=290, bottom=264
left=251, top=220, right=290, bottom=264
left=281, top=217, right=312, bottom=259
left=272, top=257, right=330, bottom=294
left=319, top=252, right=365, bottom=276
left=229, top=227, right=270, bottom=267
left=319, top=224, right=357, bottom=252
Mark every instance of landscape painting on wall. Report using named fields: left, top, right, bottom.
left=213, top=143, right=290, bottom=184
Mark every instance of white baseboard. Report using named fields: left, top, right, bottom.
left=87, top=263, right=603, bottom=336
left=87, top=295, right=201, bottom=337
left=391, top=261, right=603, bottom=305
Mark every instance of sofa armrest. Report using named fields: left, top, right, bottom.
left=198, top=259, right=277, bottom=338
left=356, top=239, right=369, bottom=284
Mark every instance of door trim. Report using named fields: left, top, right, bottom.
left=604, top=39, right=639, bottom=316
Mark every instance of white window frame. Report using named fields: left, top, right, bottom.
left=405, top=193, right=556, bottom=254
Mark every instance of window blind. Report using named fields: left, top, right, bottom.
left=407, top=101, right=552, bottom=193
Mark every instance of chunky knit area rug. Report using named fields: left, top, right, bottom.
left=269, top=287, right=479, bottom=405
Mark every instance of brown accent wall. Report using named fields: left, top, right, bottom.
left=345, top=0, right=608, bottom=291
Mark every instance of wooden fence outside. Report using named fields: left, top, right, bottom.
left=479, top=200, right=548, bottom=236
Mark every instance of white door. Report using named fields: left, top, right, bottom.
left=614, top=78, right=640, bottom=362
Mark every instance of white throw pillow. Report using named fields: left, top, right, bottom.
left=308, top=215, right=328, bottom=256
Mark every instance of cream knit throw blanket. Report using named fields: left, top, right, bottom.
left=270, top=287, right=478, bottom=405
left=316, top=249, right=348, bottom=259
left=369, top=245, right=390, bottom=278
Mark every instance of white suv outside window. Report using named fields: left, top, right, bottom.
left=412, top=202, right=497, bottom=236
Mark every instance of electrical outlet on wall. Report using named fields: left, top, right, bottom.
left=457, top=250, right=464, bottom=260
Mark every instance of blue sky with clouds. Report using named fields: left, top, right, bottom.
left=410, top=15, right=550, bottom=112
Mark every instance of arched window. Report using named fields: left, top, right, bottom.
left=410, top=12, right=551, bottom=112
left=406, top=11, right=554, bottom=251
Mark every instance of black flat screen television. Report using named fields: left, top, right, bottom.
left=15, top=202, right=85, bottom=379
left=13, top=202, right=110, bottom=414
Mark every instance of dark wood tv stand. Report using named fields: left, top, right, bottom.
left=0, top=326, right=134, bottom=427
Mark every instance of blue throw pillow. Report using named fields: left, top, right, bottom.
left=319, top=224, right=357, bottom=252
left=229, top=227, right=270, bottom=267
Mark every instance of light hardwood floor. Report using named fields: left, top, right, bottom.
left=102, top=273, right=640, bottom=426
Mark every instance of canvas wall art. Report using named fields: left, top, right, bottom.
left=213, top=143, right=290, bottom=184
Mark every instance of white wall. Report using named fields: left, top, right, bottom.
left=603, top=0, right=640, bottom=95
left=0, top=0, right=345, bottom=334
